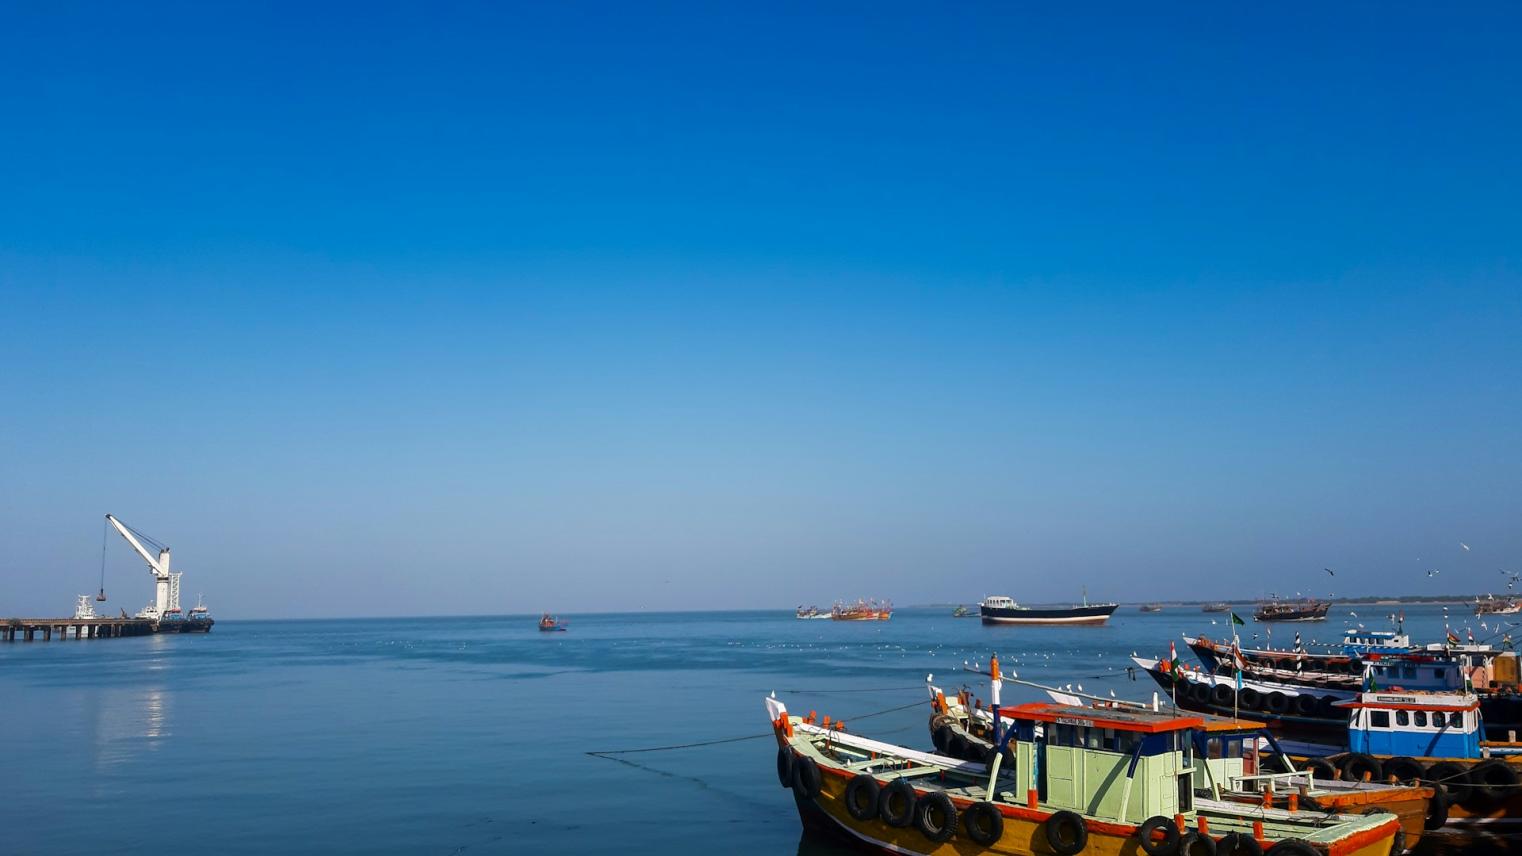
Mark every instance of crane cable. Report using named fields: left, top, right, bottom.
left=97, top=516, right=109, bottom=600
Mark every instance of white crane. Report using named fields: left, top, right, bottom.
left=105, top=514, right=181, bottom=621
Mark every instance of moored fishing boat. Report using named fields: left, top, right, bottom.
left=953, top=605, right=974, bottom=618
left=1263, top=688, right=1522, bottom=831
left=538, top=613, right=567, bottom=632
left=1203, top=603, right=1232, bottom=613
left=1139, top=603, right=1164, bottom=613
left=927, top=678, right=1441, bottom=848
left=980, top=593, right=1117, bottom=626
left=767, top=655, right=1402, bottom=856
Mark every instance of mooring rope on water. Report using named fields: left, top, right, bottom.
left=585, top=698, right=927, bottom=758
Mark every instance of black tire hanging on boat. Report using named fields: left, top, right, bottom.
left=1188, top=682, right=1211, bottom=705
left=844, top=774, right=880, bottom=821
left=1304, top=758, right=1337, bottom=782
left=1264, top=692, right=1289, bottom=714
left=963, top=801, right=1003, bottom=846
left=981, top=743, right=1015, bottom=770
left=932, top=723, right=953, bottom=754
left=1423, top=761, right=1469, bottom=804
left=1383, top=757, right=1424, bottom=784
left=1217, top=831, right=1263, bottom=856
left=1292, top=693, right=1318, bottom=716
left=1211, top=684, right=1233, bottom=707
left=1138, top=815, right=1180, bottom=856
left=1044, top=810, right=1088, bottom=856
left=947, top=732, right=970, bottom=760
left=1178, top=831, right=1217, bottom=856
left=1339, top=752, right=1383, bottom=783
left=776, top=748, right=795, bottom=789
left=1265, top=840, right=1318, bottom=856
left=791, top=755, right=822, bottom=797
left=1423, top=782, right=1449, bottom=830
left=1468, top=760, right=1519, bottom=805
left=913, top=792, right=958, bottom=843
left=878, top=779, right=917, bottom=828
left=1239, top=687, right=1262, bottom=709
left=1316, top=695, right=1341, bottom=718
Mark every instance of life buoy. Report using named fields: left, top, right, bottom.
left=963, top=801, right=1003, bottom=845
left=1265, top=839, right=1317, bottom=856
left=1423, top=781, right=1449, bottom=830
left=878, top=779, right=917, bottom=827
left=913, top=792, right=958, bottom=843
left=1468, top=761, right=1519, bottom=805
left=1423, top=761, right=1469, bottom=804
left=1383, top=757, right=1424, bottom=784
left=1239, top=688, right=1261, bottom=709
left=1339, top=752, right=1382, bottom=783
left=1045, top=810, right=1088, bottom=856
left=1138, top=815, right=1180, bottom=855
left=1217, top=831, right=1263, bottom=856
left=776, top=748, right=795, bottom=788
left=791, top=755, right=822, bottom=797
left=1264, top=692, right=1289, bottom=714
left=845, top=774, right=880, bottom=821
left=1178, top=830, right=1217, bottom=856
left=1211, top=684, right=1233, bottom=707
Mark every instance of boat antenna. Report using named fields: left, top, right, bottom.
left=95, top=516, right=108, bottom=601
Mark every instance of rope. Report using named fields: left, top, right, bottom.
left=585, top=699, right=927, bottom=758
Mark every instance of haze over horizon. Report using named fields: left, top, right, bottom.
left=3, top=4, right=1519, bottom=618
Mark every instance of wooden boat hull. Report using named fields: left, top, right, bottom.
left=980, top=603, right=1118, bottom=626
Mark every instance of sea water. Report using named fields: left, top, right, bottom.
left=0, top=605, right=1504, bottom=854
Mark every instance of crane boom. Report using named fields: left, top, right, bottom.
left=105, top=513, right=179, bottom=620
left=106, top=514, right=170, bottom=577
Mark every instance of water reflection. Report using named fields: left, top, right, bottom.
left=89, top=686, right=173, bottom=772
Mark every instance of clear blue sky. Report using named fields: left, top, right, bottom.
left=2, top=3, right=1519, bottom=617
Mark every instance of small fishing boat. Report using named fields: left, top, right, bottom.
left=1474, top=594, right=1522, bottom=616
left=952, top=605, right=974, bottom=618
left=1202, top=602, right=1232, bottom=613
left=928, top=677, right=1441, bottom=848
left=1255, top=598, right=1331, bottom=623
left=796, top=606, right=830, bottom=620
left=979, top=593, right=1117, bottom=626
left=832, top=599, right=891, bottom=621
left=768, top=655, right=1402, bottom=856
left=1139, top=603, right=1164, bottom=613
left=184, top=595, right=215, bottom=632
left=1264, top=688, right=1522, bottom=831
left=538, top=613, right=567, bottom=632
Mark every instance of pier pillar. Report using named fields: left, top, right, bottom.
left=43, top=627, right=52, bottom=641
left=25, top=627, right=34, bottom=641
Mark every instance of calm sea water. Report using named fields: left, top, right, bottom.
left=0, top=604, right=1508, bottom=854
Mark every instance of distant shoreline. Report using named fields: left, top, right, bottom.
left=914, top=596, right=1493, bottom=609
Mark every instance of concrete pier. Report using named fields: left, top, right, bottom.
left=2, top=617, right=155, bottom=641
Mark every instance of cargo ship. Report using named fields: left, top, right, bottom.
left=979, top=593, right=1117, bottom=626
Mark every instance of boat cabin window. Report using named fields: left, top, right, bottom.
left=1413, top=711, right=1427, bottom=727
left=1369, top=710, right=1390, bottom=728
left=1449, top=711, right=1463, bottom=728
left=1433, top=669, right=1444, bottom=679
left=1395, top=711, right=1409, bottom=727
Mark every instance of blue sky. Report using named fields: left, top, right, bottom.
left=2, top=3, right=1519, bottom=617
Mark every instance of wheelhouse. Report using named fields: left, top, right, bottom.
left=981, top=596, right=1017, bottom=609
left=999, top=702, right=1200, bottom=823
left=1341, top=629, right=1411, bottom=656
left=1344, top=691, right=1482, bottom=759
left=1365, top=656, right=1464, bottom=692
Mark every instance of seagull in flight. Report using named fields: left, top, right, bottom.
left=1325, top=568, right=1335, bottom=576
left=1427, top=569, right=1441, bottom=577
left=1461, top=542, right=1471, bottom=552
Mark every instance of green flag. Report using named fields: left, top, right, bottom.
left=1230, top=611, right=1246, bottom=626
